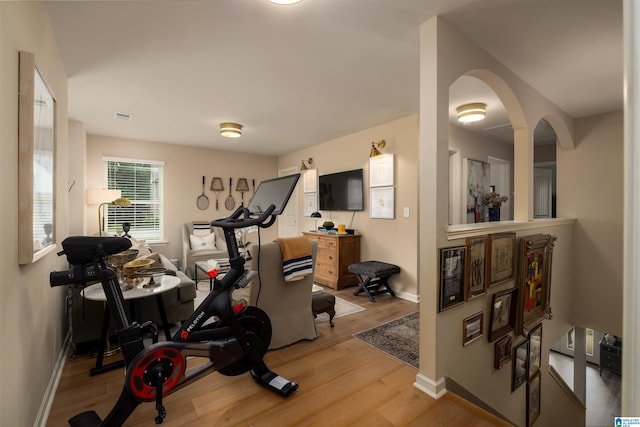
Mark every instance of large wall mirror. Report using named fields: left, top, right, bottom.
left=448, top=75, right=514, bottom=225
left=18, top=51, right=56, bottom=264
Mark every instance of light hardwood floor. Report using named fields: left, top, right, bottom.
left=48, top=288, right=511, bottom=426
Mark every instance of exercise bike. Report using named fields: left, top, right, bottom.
left=50, top=174, right=301, bottom=426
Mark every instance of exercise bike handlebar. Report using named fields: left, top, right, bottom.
left=211, top=204, right=277, bottom=230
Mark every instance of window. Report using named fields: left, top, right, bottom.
left=104, top=157, right=164, bottom=241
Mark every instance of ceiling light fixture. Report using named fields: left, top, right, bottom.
left=268, top=0, right=303, bottom=4
left=300, top=158, right=313, bottom=170
left=220, top=122, right=243, bottom=138
left=456, top=103, right=487, bottom=123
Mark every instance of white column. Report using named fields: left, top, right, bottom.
left=623, top=0, right=640, bottom=416
left=573, top=326, right=587, bottom=405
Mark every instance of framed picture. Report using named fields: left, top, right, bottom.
left=517, top=234, right=557, bottom=335
left=370, top=187, right=394, bottom=219
left=303, top=169, right=317, bottom=193
left=528, top=324, right=542, bottom=379
left=494, top=335, right=512, bottom=369
left=439, top=246, right=466, bottom=311
left=464, top=158, right=490, bottom=223
left=527, top=371, right=541, bottom=426
left=462, top=312, right=484, bottom=346
left=18, top=51, right=57, bottom=264
left=369, top=153, right=394, bottom=187
left=512, top=339, right=529, bottom=391
left=465, top=236, right=488, bottom=300
left=488, top=287, right=518, bottom=342
left=303, top=193, right=317, bottom=217
left=487, top=232, right=516, bottom=286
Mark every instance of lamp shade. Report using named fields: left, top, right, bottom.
left=456, top=103, right=486, bottom=123
left=87, top=188, right=121, bottom=205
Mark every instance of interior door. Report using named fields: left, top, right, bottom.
left=534, top=167, right=553, bottom=218
left=488, top=157, right=511, bottom=220
left=278, top=166, right=300, bottom=238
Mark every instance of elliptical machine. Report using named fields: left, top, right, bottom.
left=50, top=174, right=301, bottom=426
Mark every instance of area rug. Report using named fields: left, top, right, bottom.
left=354, top=312, right=419, bottom=368
left=314, top=296, right=365, bottom=324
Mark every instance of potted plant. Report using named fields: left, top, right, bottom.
left=322, top=221, right=335, bottom=231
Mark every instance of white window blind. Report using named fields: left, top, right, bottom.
left=103, top=157, right=164, bottom=241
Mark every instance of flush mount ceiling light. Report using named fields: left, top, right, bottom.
left=456, top=103, right=487, bottom=123
left=220, top=122, right=242, bottom=138
left=268, top=0, right=303, bottom=4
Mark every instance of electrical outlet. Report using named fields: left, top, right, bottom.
left=403, top=207, right=410, bottom=218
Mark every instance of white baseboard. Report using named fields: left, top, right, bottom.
left=35, top=330, right=71, bottom=427
left=394, top=289, right=419, bottom=303
left=414, top=373, right=447, bottom=399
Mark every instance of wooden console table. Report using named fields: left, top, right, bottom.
left=302, top=232, right=360, bottom=289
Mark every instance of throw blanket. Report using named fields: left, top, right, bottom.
left=275, top=237, right=313, bottom=282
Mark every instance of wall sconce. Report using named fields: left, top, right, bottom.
left=456, top=103, right=486, bottom=123
left=370, top=140, right=386, bottom=157
left=300, top=158, right=313, bottom=170
left=220, top=122, right=243, bottom=138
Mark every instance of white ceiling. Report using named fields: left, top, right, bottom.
left=44, top=0, right=623, bottom=156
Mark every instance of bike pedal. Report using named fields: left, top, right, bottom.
left=251, top=370, right=299, bottom=397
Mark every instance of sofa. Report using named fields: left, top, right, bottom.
left=181, top=222, right=228, bottom=279
left=70, top=252, right=196, bottom=349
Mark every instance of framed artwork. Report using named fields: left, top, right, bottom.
left=488, top=287, right=518, bottom=342
left=439, top=246, right=466, bottom=311
left=18, top=51, right=57, bottom=264
left=303, top=193, right=317, bottom=217
left=512, top=339, right=529, bottom=391
left=487, top=232, right=516, bottom=286
left=370, top=187, right=394, bottom=219
left=465, top=236, right=488, bottom=300
left=527, top=371, right=541, bottom=426
left=494, top=335, right=513, bottom=369
left=369, top=153, right=394, bottom=187
left=528, top=324, right=542, bottom=379
left=464, top=158, right=490, bottom=224
left=462, top=312, right=484, bottom=346
left=517, top=234, right=557, bottom=335
left=303, top=169, right=317, bottom=193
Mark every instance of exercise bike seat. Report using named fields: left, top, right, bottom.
left=60, top=236, right=132, bottom=265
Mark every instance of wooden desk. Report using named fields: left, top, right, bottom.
left=302, top=232, right=360, bottom=289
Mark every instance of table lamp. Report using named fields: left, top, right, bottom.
left=311, top=211, right=322, bottom=231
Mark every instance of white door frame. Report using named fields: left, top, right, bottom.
left=278, top=166, right=300, bottom=238
left=488, top=156, right=511, bottom=220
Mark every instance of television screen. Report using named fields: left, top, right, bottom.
left=246, top=173, right=300, bottom=216
left=318, top=169, right=364, bottom=211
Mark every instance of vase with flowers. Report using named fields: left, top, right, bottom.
left=482, top=192, right=508, bottom=221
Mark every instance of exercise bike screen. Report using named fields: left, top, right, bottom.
left=246, top=173, right=300, bottom=216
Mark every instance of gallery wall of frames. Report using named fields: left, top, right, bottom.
left=439, top=233, right=556, bottom=427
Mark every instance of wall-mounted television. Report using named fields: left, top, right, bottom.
left=318, top=168, right=364, bottom=211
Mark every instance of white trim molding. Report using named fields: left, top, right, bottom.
left=414, top=373, right=447, bottom=399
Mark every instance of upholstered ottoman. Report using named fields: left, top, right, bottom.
left=312, top=292, right=336, bottom=327
left=348, top=261, right=400, bottom=302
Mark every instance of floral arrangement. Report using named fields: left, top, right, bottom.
left=483, top=192, right=508, bottom=208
